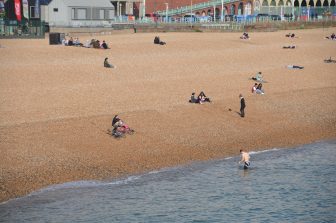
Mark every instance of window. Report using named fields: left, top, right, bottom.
left=77, top=8, right=87, bottom=19
left=71, top=8, right=88, bottom=20
left=30, top=6, right=40, bottom=18
left=53, top=8, right=58, bottom=12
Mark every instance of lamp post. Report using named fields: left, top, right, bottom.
left=221, top=0, right=224, bottom=22
left=143, top=0, right=146, bottom=18
left=165, top=3, right=168, bottom=22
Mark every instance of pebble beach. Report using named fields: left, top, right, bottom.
left=0, top=28, right=335, bottom=202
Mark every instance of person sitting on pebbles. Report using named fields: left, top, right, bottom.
left=197, top=91, right=211, bottom=104
left=104, top=57, right=116, bottom=68
left=251, top=72, right=263, bottom=82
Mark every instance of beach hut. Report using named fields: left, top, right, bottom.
left=48, top=0, right=115, bottom=27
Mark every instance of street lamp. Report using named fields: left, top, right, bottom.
left=165, top=3, right=168, bottom=22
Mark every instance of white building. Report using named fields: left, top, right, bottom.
left=48, top=0, right=116, bottom=27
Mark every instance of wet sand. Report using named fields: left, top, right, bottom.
left=0, top=28, right=335, bottom=202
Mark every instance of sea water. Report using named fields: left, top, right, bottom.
left=0, top=140, right=335, bottom=223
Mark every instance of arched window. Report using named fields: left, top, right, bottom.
left=238, top=3, right=244, bottom=15
left=323, top=0, right=329, bottom=6
left=202, top=10, right=206, bottom=16
left=301, top=0, right=307, bottom=6
left=270, top=0, right=277, bottom=6
left=308, top=0, right=314, bottom=6
left=231, top=4, right=236, bottom=15
left=215, top=7, right=220, bottom=17
left=195, top=12, right=200, bottom=16
left=316, top=0, right=322, bottom=6
left=262, top=0, right=269, bottom=6
left=207, top=9, right=212, bottom=16
left=294, top=0, right=300, bottom=6
left=223, top=6, right=228, bottom=15
left=286, top=0, right=292, bottom=6
left=331, top=0, right=335, bottom=6
left=278, top=0, right=284, bottom=6
left=246, top=2, right=252, bottom=15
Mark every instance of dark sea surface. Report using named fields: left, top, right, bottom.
left=1, top=140, right=335, bottom=223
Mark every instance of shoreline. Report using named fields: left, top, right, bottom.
left=1, top=28, right=335, bottom=203
left=1, top=138, right=334, bottom=205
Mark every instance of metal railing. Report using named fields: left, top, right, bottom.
left=156, top=0, right=240, bottom=17
left=0, top=19, right=45, bottom=38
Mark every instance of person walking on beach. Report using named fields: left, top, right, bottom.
left=239, top=94, right=246, bottom=117
left=239, top=149, right=250, bottom=169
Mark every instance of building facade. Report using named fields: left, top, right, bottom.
left=48, top=0, right=115, bottom=27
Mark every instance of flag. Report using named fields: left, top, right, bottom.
left=23, top=0, right=28, bottom=19
left=14, top=0, right=21, bottom=21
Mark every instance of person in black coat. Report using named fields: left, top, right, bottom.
left=239, top=94, right=246, bottom=118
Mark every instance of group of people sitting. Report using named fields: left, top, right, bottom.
left=189, top=91, right=211, bottom=104
left=240, top=32, right=250, bottom=39
left=62, top=37, right=110, bottom=49
left=251, top=83, right=265, bottom=95
left=325, top=33, right=335, bottom=40
left=62, top=37, right=82, bottom=46
left=85, top=39, right=110, bottom=49
left=285, top=33, right=296, bottom=38
left=154, top=36, right=166, bottom=45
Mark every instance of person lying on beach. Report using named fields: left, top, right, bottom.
left=287, top=65, right=304, bottom=69
left=325, top=33, right=335, bottom=40
left=154, top=36, right=166, bottom=45
left=324, top=57, right=336, bottom=63
left=285, top=33, right=296, bottom=38
left=197, top=91, right=211, bottom=104
left=283, top=45, right=296, bottom=49
left=104, top=57, right=116, bottom=68
left=251, top=72, right=263, bottom=82
left=240, top=32, right=249, bottom=39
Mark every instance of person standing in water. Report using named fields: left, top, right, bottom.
left=239, top=149, right=250, bottom=169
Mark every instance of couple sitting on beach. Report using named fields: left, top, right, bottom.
left=240, top=32, right=249, bottom=40
left=111, top=115, right=134, bottom=137
left=252, top=83, right=264, bottom=95
left=154, top=36, right=166, bottom=45
left=189, top=91, right=211, bottom=104
left=324, top=57, right=336, bottom=63
left=285, top=33, right=296, bottom=38
left=325, top=33, right=335, bottom=40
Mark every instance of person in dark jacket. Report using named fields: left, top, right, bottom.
left=239, top=94, right=246, bottom=118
